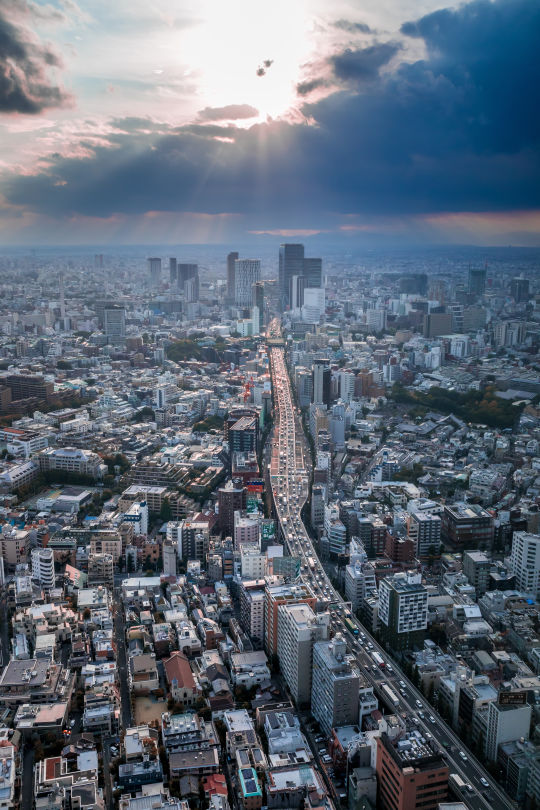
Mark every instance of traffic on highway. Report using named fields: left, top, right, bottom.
left=266, top=320, right=514, bottom=810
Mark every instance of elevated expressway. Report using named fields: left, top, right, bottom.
left=266, top=323, right=513, bottom=810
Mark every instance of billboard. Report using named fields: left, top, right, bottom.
left=499, top=691, right=528, bottom=706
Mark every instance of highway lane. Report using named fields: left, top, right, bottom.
left=266, top=328, right=514, bottom=810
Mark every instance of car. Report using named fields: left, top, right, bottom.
left=412, top=717, right=419, bottom=724
left=399, top=680, right=406, bottom=688
left=459, top=751, right=468, bottom=761
left=318, top=749, right=326, bottom=755
left=425, top=732, right=432, bottom=739
left=416, top=700, right=422, bottom=708
left=480, top=777, right=489, bottom=788
left=70, top=719, right=76, bottom=728
left=418, top=711, right=424, bottom=719
left=429, top=715, right=436, bottom=724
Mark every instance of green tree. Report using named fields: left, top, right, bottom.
left=160, top=497, right=173, bottom=522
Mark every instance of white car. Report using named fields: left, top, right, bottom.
left=480, top=777, right=489, bottom=788
left=459, top=750, right=468, bottom=761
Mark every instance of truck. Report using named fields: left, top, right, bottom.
left=449, top=773, right=471, bottom=794
left=372, top=651, right=385, bottom=668
left=344, top=616, right=359, bottom=635
left=380, top=683, right=400, bottom=707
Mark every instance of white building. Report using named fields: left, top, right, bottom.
left=345, top=561, right=377, bottom=612
left=302, top=288, right=325, bottom=323
left=240, top=546, right=267, bottom=579
left=123, top=500, right=149, bottom=537
left=277, top=603, right=329, bottom=705
left=311, top=634, right=360, bottom=736
left=163, top=541, right=177, bottom=577
left=234, top=259, right=261, bottom=307
left=31, top=547, right=55, bottom=590
left=485, top=701, right=532, bottom=761
left=324, top=503, right=347, bottom=556
left=510, top=532, right=540, bottom=598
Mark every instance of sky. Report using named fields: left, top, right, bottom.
left=0, top=0, right=539, bottom=247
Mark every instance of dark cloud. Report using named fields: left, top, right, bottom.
left=3, top=0, right=540, bottom=221
left=333, top=19, right=373, bottom=34
left=296, top=77, right=329, bottom=97
left=0, top=3, right=71, bottom=113
left=197, top=104, right=259, bottom=122
left=331, top=42, right=401, bottom=81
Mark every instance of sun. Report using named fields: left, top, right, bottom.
left=183, top=0, right=313, bottom=121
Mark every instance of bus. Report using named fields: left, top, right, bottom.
left=344, top=616, right=359, bottom=635
left=380, top=683, right=400, bottom=707
left=372, top=651, right=385, bottom=668
left=307, top=557, right=316, bottom=570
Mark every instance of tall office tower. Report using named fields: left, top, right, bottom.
left=177, top=263, right=199, bottom=294
left=169, top=258, right=178, bottom=284
left=303, top=257, right=322, bottom=289
left=148, top=257, right=162, bottom=284
left=510, top=532, right=540, bottom=598
left=311, top=634, right=360, bottom=735
left=406, top=511, right=441, bottom=559
left=59, top=273, right=65, bottom=320
left=312, top=359, right=331, bottom=406
left=31, top=547, right=55, bottom=590
left=227, top=251, right=239, bottom=303
left=423, top=312, right=453, bottom=338
left=104, top=305, right=126, bottom=344
left=279, top=243, right=305, bottom=310
left=485, top=700, right=532, bottom=762
left=277, top=603, right=329, bottom=705
left=252, top=281, right=264, bottom=330
left=378, top=571, right=428, bottom=651
left=376, top=729, right=449, bottom=810
left=184, top=275, right=199, bottom=303
left=264, top=582, right=316, bottom=655
left=468, top=266, right=487, bottom=295
left=234, top=259, right=261, bottom=307
left=511, top=276, right=530, bottom=303
left=399, top=273, right=428, bottom=295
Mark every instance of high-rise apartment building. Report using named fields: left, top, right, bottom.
left=264, top=582, right=316, bottom=656
left=378, top=571, right=428, bottom=651
left=31, top=547, right=55, bottom=590
left=234, top=259, right=261, bottom=307
left=407, top=511, right=441, bottom=559
left=463, top=550, right=491, bottom=597
left=239, top=580, right=266, bottom=649
left=252, top=281, right=264, bottom=330
left=510, top=532, right=540, bottom=598
left=277, top=603, right=329, bottom=705
left=169, top=257, right=177, bottom=284
left=311, top=634, right=360, bottom=735
left=217, top=479, right=246, bottom=536
left=376, top=730, right=448, bottom=810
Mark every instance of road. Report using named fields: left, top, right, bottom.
left=113, top=587, right=133, bottom=729
left=266, top=320, right=514, bottom=810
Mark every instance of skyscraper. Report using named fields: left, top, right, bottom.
left=510, top=276, right=530, bottom=303
left=468, top=266, right=487, bottom=295
left=177, top=263, right=198, bottom=292
left=510, top=531, right=540, bottom=598
left=234, top=259, right=261, bottom=307
left=169, top=257, right=178, bottom=284
left=252, top=281, right=264, bottom=331
left=312, top=359, right=331, bottom=406
left=148, top=257, right=162, bottom=284
left=311, top=634, right=360, bottom=735
left=278, top=244, right=323, bottom=311
left=378, top=571, right=428, bottom=651
left=227, top=251, right=239, bottom=303
left=279, top=243, right=305, bottom=310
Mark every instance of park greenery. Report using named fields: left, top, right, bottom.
left=390, top=383, right=524, bottom=429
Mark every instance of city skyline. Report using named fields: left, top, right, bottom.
left=0, top=0, right=539, bottom=246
